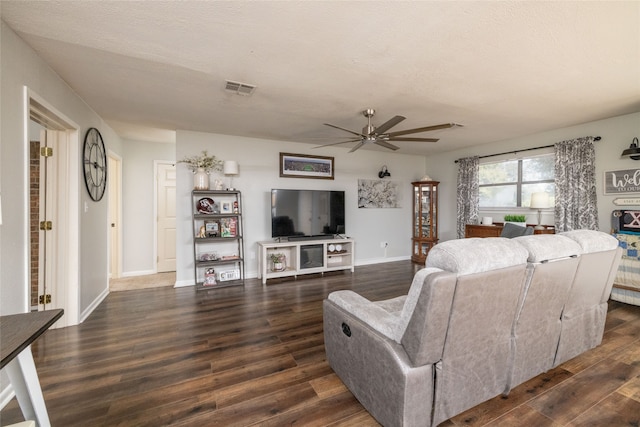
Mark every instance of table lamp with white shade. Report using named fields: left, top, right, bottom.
left=223, top=160, right=239, bottom=190
left=530, top=192, right=551, bottom=230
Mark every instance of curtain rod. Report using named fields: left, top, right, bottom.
left=454, top=136, right=601, bottom=163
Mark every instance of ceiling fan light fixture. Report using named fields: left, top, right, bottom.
left=316, top=108, right=457, bottom=152
left=621, top=137, right=640, bottom=160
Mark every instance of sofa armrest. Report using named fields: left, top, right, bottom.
left=328, top=291, right=403, bottom=341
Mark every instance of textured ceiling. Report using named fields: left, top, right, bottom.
left=2, top=1, right=639, bottom=155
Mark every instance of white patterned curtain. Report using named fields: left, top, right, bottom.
left=456, top=156, right=479, bottom=239
left=554, top=137, right=598, bottom=231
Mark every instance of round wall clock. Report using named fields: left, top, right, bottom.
left=83, top=127, right=107, bottom=201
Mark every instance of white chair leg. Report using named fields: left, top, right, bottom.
left=4, top=345, right=51, bottom=427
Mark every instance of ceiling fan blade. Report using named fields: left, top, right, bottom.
left=387, top=123, right=462, bottom=137
left=374, top=140, right=400, bottom=151
left=374, top=115, right=406, bottom=134
left=324, top=123, right=365, bottom=138
left=388, top=137, right=439, bottom=143
left=349, top=141, right=367, bottom=153
left=313, top=139, right=361, bottom=149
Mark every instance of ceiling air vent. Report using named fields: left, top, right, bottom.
left=225, top=80, right=256, bottom=96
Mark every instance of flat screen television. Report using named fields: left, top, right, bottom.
left=271, top=189, right=345, bottom=239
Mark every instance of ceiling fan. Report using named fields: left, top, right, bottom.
left=315, top=108, right=462, bottom=153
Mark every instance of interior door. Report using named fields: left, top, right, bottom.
left=35, top=130, right=62, bottom=312
left=108, top=154, right=122, bottom=279
left=157, top=162, right=176, bottom=272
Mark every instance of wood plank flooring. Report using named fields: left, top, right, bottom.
left=1, top=260, right=639, bottom=426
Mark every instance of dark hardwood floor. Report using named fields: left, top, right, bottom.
left=1, top=260, right=639, bottom=426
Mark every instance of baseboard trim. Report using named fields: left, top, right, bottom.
left=80, top=287, right=109, bottom=323
left=174, top=279, right=194, bottom=288
left=121, top=269, right=156, bottom=278
left=356, top=256, right=411, bottom=266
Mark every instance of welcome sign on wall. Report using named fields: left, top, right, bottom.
left=605, top=169, right=640, bottom=194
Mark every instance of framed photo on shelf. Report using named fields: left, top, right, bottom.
left=279, top=152, right=334, bottom=180
left=220, top=201, right=232, bottom=214
left=204, top=220, right=219, bottom=237
left=220, top=217, right=237, bottom=237
left=204, top=268, right=217, bottom=286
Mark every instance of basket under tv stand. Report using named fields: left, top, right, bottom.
left=257, top=238, right=354, bottom=285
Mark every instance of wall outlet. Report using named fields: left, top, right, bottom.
left=380, top=241, right=388, bottom=248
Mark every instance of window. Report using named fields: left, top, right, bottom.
left=479, top=154, right=554, bottom=208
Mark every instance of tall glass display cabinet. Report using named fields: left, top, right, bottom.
left=411, top=181, right=439, bottom=264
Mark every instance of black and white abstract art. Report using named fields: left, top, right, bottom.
left=358, top=179, right=401, bottom=208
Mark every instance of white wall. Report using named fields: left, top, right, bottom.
left=0, top=22, right=122, bottom=320
left=175, top=131, right=427, bottom=285
left=121, top=139, right=175, bottom=275
left=425, top=112, right=640, bottom=241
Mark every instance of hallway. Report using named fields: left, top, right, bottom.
left=109, top=272, right=175, bottom=292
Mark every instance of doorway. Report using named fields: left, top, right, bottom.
left=27, top=91, right=80, bottom=327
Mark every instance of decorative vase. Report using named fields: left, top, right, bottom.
left=194, top=168, right=209, bottom=190
left=272, top=255, right=286, bottom=272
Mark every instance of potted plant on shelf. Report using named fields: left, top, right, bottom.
left=179, top=150, right=223, bottom=190
left=504, top=214, right=527, bottom=228
left=270, top=253, right=286, bottom=272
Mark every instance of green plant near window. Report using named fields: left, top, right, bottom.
left=504, top=214, right=527, bottom=223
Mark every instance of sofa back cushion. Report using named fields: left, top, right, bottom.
left=560, top=230, right=621, bottom=306
left=426, top=237, right=529, bottom=275
left=431, top=263, right=528, bottom=426
left=423, top=237, right=530, bottom=425
left=506, top=234, right=582, bottom=390
left=553, top=230, right=623, bottom=366
left=400, top=269, right=457, bottom=366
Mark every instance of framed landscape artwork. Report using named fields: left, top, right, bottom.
left=279, top=153, right=334, bottom=180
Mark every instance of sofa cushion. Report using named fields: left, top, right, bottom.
left=327, top=268, right=448, bottom=342
left=426, top=237, right=529, bottom=275
left=400, top=269, right=457, bottom=365
left=327, top=290, right=402, bottom=341
left=513, top=234, right=582, bottom=262
left=553, top=230, right=622, bottom=366
left=560, top=230, right=619, bottom=253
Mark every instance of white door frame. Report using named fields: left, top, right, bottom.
left=25, top=88, right=80, bottom=327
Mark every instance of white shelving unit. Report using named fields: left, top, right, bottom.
left=191, top=190, right=244, bottom=290
left=257, top=238, right=355, bottom=285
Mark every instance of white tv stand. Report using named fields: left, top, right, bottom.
left=257, top=238, right=354, bottom=285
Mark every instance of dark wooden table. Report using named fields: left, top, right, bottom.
left=465, top=223, right=556, bottom=238
left=1, top=309, right=63, bottom=427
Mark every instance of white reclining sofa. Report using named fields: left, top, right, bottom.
left=323, top=230, right=621, bottom=426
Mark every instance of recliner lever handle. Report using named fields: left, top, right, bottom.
left=341, top=322, right=352, bottom=337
